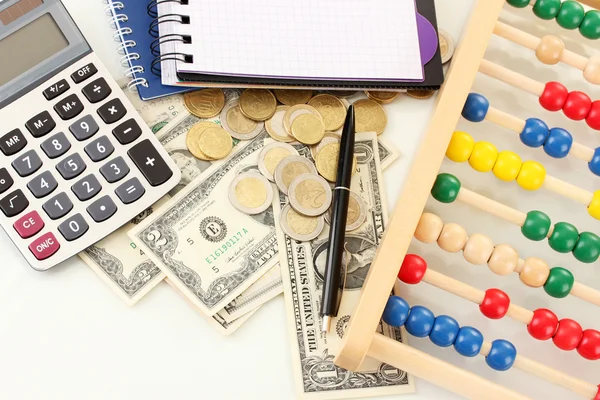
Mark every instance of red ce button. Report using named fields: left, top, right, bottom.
left=14, top=210, right=44, bottom=238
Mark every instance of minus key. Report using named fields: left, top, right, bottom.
left=112, top=118, right=142, bottom=145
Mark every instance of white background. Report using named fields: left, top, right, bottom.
left=1, top=1, right=599, bottom=399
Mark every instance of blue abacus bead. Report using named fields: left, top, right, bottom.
left=462, top=93, right=489, bottom=123
left=520, top=118, right=550, bottom=148
left=589, top=147, right=600, bottom=177
left=382, top=296, right=410, bottom=327
left=454, top=326, right=484, bottom=357
left=485, top=339, right=517, bottom=371
left=405, top=305, right=435, bottom=338
left=429, top=315, right=460, bottom=347
left=543, top=128, right=573, bottom=158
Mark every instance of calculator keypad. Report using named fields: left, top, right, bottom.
left=56, top=153, right=87, bottom=180
left=43, top=192, right=73, bottom=220
left=0, top=189, right=29, bottom=217
left=82, top=78, right=112, bottom=104
left=26, top=111, right=56, bottom=138
left=71, top=174, right=102, bottom=201
left=58, top=213, right=89, bottom=241
left=87, top=195, right=117, bottom=223
left=12, top=150, right=42, bottom=177
left=0, top=129, right=27, bottom=156
left=97, top=98, right=127, bottom=124
left=41, top=132, right=71, bottom=159
left=69, top=115, right=99, bottom=141
left=27, top=171, right=58, bottom=199
left=100, top=156, right=129, bottom=183
left=115, top=177, right=145, bottom=204
left=85, top=136, right=114, bottom=162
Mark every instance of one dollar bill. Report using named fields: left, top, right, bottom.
left=273, top=132, right=414, bottom=399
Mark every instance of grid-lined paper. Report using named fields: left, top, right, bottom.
left=176, top=0, right=423, bottom=81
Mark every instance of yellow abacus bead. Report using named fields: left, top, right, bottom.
left=516, top=160, right=546, bottom=191
left=493, top=151, right=522, bottom=182
left=446, top=131, right=474, bottom=163
left=468, top=141, right=498, bottom=172
left=587, top=190, right=600, bottom=220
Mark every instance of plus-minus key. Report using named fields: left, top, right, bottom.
left=127, top=139, right=172, bottom=187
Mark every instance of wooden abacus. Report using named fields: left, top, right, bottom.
left=335, top=0, right=600, bottom=399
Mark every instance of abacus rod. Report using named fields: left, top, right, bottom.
left=572, top=282, right=600, bottom=306
left=457, top=188, right=527, bottom=226
left=544, top=175, right=593, bottom=205
left=368, top=334, right=531, bottom=400
left=479, top=59, right=545, bottom=96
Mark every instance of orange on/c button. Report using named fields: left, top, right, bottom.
left=13, top=210, right=44, bottom=239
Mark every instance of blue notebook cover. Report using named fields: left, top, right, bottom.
left=107, top=0, right=192, bottom=100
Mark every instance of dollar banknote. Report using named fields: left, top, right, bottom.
left=79, top=196, right=170, bottom=305
left=128, top=131, right=280, bottom=316
left=273, top=132, right=414, bottom=399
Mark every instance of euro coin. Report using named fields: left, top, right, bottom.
left=307, top=94, right=347, bottom=131
left=228, top=172, right=273, bottom=215
left=283, top=104, right=322, bottom=134
left=280, top=204, right=325, bottom=242
left=239, top=89, right=277, bottom=121
left=274, top=155, right=317, bottom=195
left=353, top=99, right=387, bottom=135
left=186, top=121, right=219, bottom=161
left=315, top=143, right=357, bottom=182
left=310, top=133, right=340, bottom=160
left=184, top=88, right=225, bottom=118
left=324, top=190, right=367, bottom=231
left=291, top=114, right=326, bottom=145
left=439, top=29, right=455, bottom=64
left=274, top=89, right=313, bottom=106
left=265, top=106, right=295, bottom=142
left=365, top=91, right=401, bottom=104
left=288, top=174, right=333, bottom=217
left=197, top=126, right=232, bottom=159
left=258, top=142, right=299, bottom=181
left=406, top=89, right=436, bottom=100
left=220, top=100, right=264, bottom=140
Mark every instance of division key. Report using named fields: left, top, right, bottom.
left=127, top=139, right=172, bottom=187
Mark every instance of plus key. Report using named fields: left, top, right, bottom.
left=127, top=139, right=173, bottom=186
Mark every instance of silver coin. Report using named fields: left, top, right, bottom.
left=323, top=190, right=368, bottom=231
left=228, top=172, right=274, bottom=215
left=280, top=203, right=325, bottom=242
left=310, top=134, right=340, bottom=160
left=288, top=173, right=333, bottom=217
left=274, top=155, right=318, bottom=195
left=257, top=142, right=299, bottom=182
left=220, top=100, right=265, bottom=140
left=265, top=105, right=295, bottom=142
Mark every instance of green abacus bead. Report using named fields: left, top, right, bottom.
left=533, top=0, right=561, bottom=20
left=506, top=0, right=531, bottom=7
left=521, top=210, right=551, bottom=241
left=431, top=173, right=461, bottom=203
left=573, top=231, right=600, bottom=263
left=543, top=267, right=574, bottom=298
left=580, top=10, right=600, bottom=40
left=548, top=222, right=579, bottom=253
left=556, top=1, right=585, bottom=30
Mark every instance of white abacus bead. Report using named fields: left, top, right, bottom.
left=584, top=55, right=600, bottom=85
left=437, top=223, right=468, bottom=253
left=414, top=213, right=444, bottom=243
left=463, top=233, right=494, bottom=265
left=488, top=244, right=518, bottom=276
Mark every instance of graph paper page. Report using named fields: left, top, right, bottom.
left=176, top=0, right=424, bottom=81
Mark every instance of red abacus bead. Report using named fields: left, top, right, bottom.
left=563, top=91, right=592, bottom=121
left=527, top=308, right=559, bottom=340
left=594, top=385, right=600, bottom=400
left=398, top=254, right=427, bottom=284
left=539, top=82, right=569, bottom=112
left=552, top=318, right=583, bottom=351
left=577, top=329, right=600, bottom=360
left=479, top=288, right=510, bottom=319
left=588, top=101, right=600, bottom=131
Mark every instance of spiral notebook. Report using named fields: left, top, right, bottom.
left=156, top=0, right=444, bottom=90
left=105, top=0, right=193, bottom=100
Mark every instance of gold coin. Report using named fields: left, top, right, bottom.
left=288, top=174, right=332, bottom=217
left=291, top=114, right=325, bottom=145
left=239, top=89, right=277, bottom=121
left=265, top=106, right=295, bottom=142
left=183, top=88, right=225, bottom=118
left=228, top=172, right=273, bottom=215
left=274, top=89, right=313, bottom=106
left=406, top=89, right=436, bottom=100
left=283, top=104, right=322, bottom=134
left=439, top=29, right=455, bottom=64
left=315, top=143, right=357, bottom=182
left=280, top=204, right=324, bottom=242
left=258, top=142, right=299, bottom=181
left=310, top=133, right=339, bottom=160
left=198, top=127, right=233, bottom=159
left=353, top=99, right=388, bottom=135
left=186, top=122, right=219, bottom=161
left=274, top=155, right=317, bottom=195
left=324, top=191, right=367, bottom=231
left=365, top=91, right=401, bottom=104
left=307, top=94, right=347, bottom=131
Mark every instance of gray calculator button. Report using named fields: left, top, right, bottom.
left=115, top=177, right=145, bottom=204
left=43, top=192, right=73, bottom=220
left=86, top=195, right=117, bottom=223
left=84, top=135, right=114, bottom=162
left=99, top=156, right=129, bottom=183
left=41, top=132, right=71, bottom=159
left=58, top=213, right=89, bottom=241
left=27, top=171, right=58, bottom=199
left=69, top=115, right=99, bottom=141
left=71, top=174, right=102, bottom=201
left=11, top=149, right=42, bottom=177
left=56, top=153, right=86, bottom=180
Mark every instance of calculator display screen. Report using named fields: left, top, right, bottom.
left=0, top=13, right=69, bottom=87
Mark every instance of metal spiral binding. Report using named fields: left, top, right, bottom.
left=104, top=0, right=148, bottom=91
left=147, top=0, right=189, bottom=19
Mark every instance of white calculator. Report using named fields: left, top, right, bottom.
left=0, top=0, right=181, bottom=271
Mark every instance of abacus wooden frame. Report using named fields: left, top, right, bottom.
left=333, top=0, right=599, bottom=399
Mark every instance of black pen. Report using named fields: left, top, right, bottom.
left=320, top=104, right=355, bottom=333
